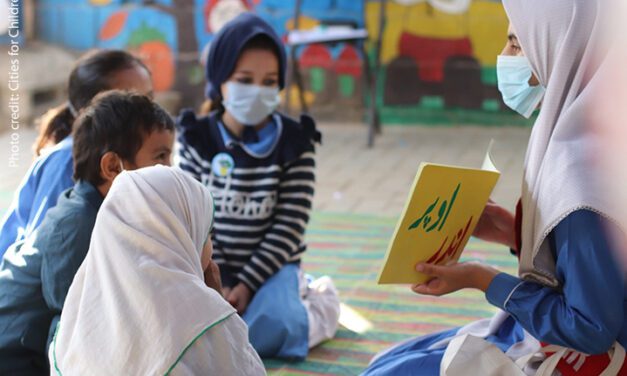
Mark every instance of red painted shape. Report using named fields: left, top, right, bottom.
left=299, top=44, right=333, bottom=69
left=425, top=216, right=473, bottom=266
left=131, top=42, right=175, bottom=92
left=398, top=32, right=473, bottom=83
left=335, top=45, right=362, bottom=77
left=99, top=11, right=128, bottom=41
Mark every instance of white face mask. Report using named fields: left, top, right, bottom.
left=497, top=55, right=546, bottom=118
left=222, top=81, right=281, bottom=126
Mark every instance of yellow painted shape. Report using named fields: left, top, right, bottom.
left=90, top=0, right=113, bottom=5
left=468, top=2, right=510, bottom=66
left=286, top=16, right=320, bottom=31
left=366, top=1, right=509, bottom=66
left=378, top=152, right=500, bottom=285
left=281, top=87, right=316, bottom=110
left=367, top=2, right=468, bottom=64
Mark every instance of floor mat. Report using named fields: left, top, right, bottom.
left=265, top=211, right=518, bottom=375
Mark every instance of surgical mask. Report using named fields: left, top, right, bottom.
left=497, top=55, right=545, bottom=118
left=222, top=81, right=281, bottom=126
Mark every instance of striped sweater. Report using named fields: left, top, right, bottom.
left=175, top=110, right=321, bottom=291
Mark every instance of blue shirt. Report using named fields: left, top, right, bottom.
left=0, top=137, right=74, bottom=258
left=0, top=181, right=102, bottom=374
left=487, top=210, right=627, bottom=354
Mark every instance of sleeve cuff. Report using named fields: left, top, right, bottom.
left=486, top=273, right=524, bottom=310
left=236, top=272, right=262, bottom=292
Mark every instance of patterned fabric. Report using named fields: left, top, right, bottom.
left=176, top=109, right=319, bottom=291
left=265, top=212, right=518, bottom=375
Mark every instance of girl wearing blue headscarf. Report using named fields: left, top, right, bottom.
left=176, top=13, right=340, bottom=360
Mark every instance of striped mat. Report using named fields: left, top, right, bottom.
left=265, top=211, right=519, bottom=376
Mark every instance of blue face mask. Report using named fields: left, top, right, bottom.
left=222, top=81, right=281, bottom=126
left=497, top=55, right=545, bottom=118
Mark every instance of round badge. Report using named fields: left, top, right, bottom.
left=211, top=153, right=235, bottom=177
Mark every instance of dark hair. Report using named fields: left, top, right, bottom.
left=72, top=90, right=174, bottom=187
left=34, top=50, right=149, bottom=156
left=208, top=34, right=282, bottom=113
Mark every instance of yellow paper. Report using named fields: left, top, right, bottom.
left=378, top=144, right=500, bottom=284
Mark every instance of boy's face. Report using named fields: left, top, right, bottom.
left=125, top=128, right=174, bottom=169
left=97, top=128, right=174, bottom=198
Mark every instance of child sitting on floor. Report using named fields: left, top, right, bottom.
left=0, top=50, right=153, bottom=258
left=0, top=90, right=174, bottom=375
left=176, top=13, right=340, bottom=359
left=51, top=166, right=264, bottom=375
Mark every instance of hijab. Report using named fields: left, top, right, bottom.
left=51, top=166, right=235, bottom=374
left=503, top=0, right=616, bottom=286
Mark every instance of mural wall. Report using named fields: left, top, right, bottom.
left=34, top=0, right=526, bottom=125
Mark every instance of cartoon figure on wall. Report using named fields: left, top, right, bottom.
left=35, top=0, right=517, bottom=124
left=368, top=0, right=509, bottom=112
left=205, top=0, right=251, bottom=33
left=99, top=0, right=252, bottom=108
left=255, top=0, right=367, bottom=111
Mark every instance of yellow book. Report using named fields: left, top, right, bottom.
left=378, top=144, right=500, bottom=284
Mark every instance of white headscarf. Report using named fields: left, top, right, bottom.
left=51, top=166, right=236, bottom=375
left=503, top=0, right=616, bottom=286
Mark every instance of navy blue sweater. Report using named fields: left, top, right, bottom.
left=176, top=110, right=320, bottom=291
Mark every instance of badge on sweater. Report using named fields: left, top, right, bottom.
left=211, top=153, right=235, bottom=177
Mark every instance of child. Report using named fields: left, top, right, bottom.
left=51, top=166, right=265, bottom=375
left=362, top=1, right=627, bottom=375
left=0, top=91, right=174, bottom=375
left=176, top=13, right=340, bottom=359
left=0, top=49, right=153, bottom=258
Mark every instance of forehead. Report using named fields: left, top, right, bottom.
left=234, top=48, right=279, bottom=71
left=141, top=128, right=174, bottom=148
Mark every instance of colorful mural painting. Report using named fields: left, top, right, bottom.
left=33, top=0, right=527, bottom=125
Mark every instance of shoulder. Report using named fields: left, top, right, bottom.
left=279, top=113, right=320, bottom=143
left=31, top=138, right=73, bottom=176
left=176, top=109, right=221, bottom=157
left=554, top=210, right=605, bottom=236
left=276, top=113, right=321, bottom=163
left=38, top=188, right=97, bottom=242
left=550, top=209, right=611, bottom=258
left=176, top=109, right=218, bottom=137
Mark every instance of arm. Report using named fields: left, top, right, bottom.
left=175, top=139, right=204, bottom=181
left=40, top=214, right=94, bottom=348
left=27, top=150, right=74, bottom=233
left=0, top=148, right=74, bottom=257
left=169, top=314, right=266, bottom=376
left=236, top=151, right=315, bottom=292
left=473, top=200, right=517, bottom=249
left=0, top=163, right=41, bottom=255
left=485, top=210, right=624, bottom=354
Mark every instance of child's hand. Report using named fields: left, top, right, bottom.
left=227, top=283, right=252, bottom=314
left=473, top=200, right=516, bottom=249
left=204, top=260, right=223, bottom=293
left=222, top=287, right=232, bottom=299
left=411, top=262, right=500, bottom=296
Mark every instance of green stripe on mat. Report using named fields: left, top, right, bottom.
left=266, top=211, right=518, bottom=376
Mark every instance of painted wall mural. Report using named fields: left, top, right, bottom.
left=34, top=0, right=525, bottom=125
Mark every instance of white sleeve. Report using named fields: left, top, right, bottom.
left=169, top=314, right=266, bottom=376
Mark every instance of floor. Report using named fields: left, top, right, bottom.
left=0, top=123, right=531, bottom=217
